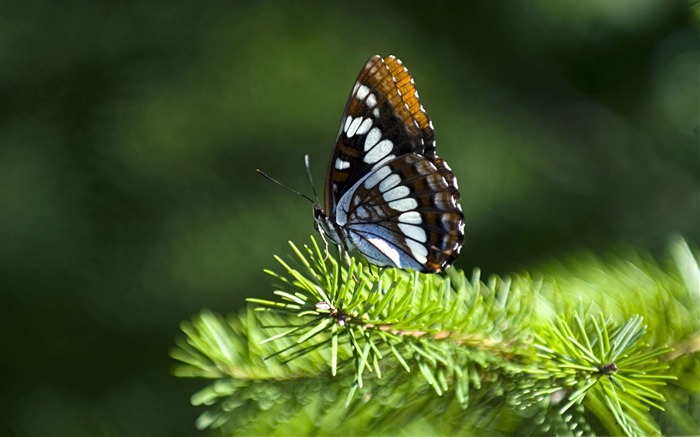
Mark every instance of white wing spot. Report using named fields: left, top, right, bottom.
left=346, top=117, right=363, bottom=137
left=373, top=108, right=380, bottom=118
left=356, top=84, right=370, bottom=100
left=356, top=118, right=373, bottom=136
left=363, top=165, right=391, bottom=189
left=425, top=175, right=442, bottom=190
left=406, top=240, right=428, bottom=263
left=367, top=237, right=401, bottom=267
left=382, top=185, right=409, bottom=202
left=344, top=116, right=353, bottom=133
left=364, top=139, right=393, bottom=164
left=334, top=157, right=350, bottom=170
left=379, top=174, right=401, bottom=192
left=366, top=93, right=377, bottom=109
left=389, top=197, right=418, bottom=212
left=399, top=223, right=427, bottom=243
left=399, top=211, right=422, bottom=224
left=364, top=127, right=382, bottom=151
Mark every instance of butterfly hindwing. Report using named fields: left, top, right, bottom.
left=334, top=153, right=463, bottom=272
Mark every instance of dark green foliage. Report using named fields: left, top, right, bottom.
left=172, top=237, right=699, bottom=436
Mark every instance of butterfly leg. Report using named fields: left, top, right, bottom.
left=315, top=222, right=331, bottom=262
left=368, top=263, right=386, bottom=281
left=343, top=248, right=352, bottom=268
left=369, top=263, right=389, bottom=281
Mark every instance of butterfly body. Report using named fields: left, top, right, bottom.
left=315, top=55, right=464, bottom=273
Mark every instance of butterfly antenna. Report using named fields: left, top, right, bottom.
left=256, top=168, right=315, bottom=204
left=304, top=154, right=321, bottom=204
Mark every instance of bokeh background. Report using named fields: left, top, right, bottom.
left=2, top=1, right=698, bottom=435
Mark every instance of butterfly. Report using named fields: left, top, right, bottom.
left=314, top=55, right=464, bottom=273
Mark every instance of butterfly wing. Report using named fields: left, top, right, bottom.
left=319, top=54, right=464, bottom=272
left=324, top=55, right=437, bottom=214
left=333, top=153, right=463, bottom=273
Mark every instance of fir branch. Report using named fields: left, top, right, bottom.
left=171, top=236, right=699, bottom=436
left=249, top=238, right=532, bottom=393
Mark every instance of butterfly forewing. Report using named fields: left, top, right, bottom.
left=326, top=55, right=436, bottom=212
left=318, top=55, right=464, bottom=273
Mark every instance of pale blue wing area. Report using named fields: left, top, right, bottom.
left=346, top=224, right=426, bottom=271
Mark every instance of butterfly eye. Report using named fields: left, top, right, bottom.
left=317, top=55, right=464, bottom=273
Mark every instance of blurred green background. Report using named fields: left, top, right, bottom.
left=1, top=1, right=698, bottom=435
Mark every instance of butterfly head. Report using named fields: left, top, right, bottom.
left=312, top=205, right=328, bottom=235
left=313, top=205, right=345, bottom=249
